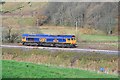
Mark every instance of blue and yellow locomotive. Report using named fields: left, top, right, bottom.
left=22, top=34, right=77, bottom=48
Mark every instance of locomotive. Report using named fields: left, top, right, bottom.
left=22, top=34, right=77, bottom=48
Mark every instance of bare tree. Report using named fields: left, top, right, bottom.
left=2, top=17, right=19, bottom=43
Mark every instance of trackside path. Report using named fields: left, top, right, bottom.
left=0, top=45, right=119, bottom=54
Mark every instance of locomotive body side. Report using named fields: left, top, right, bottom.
left=22, top=34, right=77, bottom=48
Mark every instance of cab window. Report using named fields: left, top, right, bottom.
left=68, top=38, right=70, bottom=40
left=71, top=38, right=75, bottom=40
left=22, top=37, right=25, bottom=39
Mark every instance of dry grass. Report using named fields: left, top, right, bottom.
left=79, top=27, right=104, bottom=35
left=2, top=2, right=47, bottom=13
left=3, top=2, right=22, bottom=10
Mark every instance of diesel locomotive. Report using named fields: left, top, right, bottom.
left=22, top=34, right=77, bottom=48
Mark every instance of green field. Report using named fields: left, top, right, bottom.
left=80, top=34, right=118, bottom=42
left=2, top=60, right=117, bottom=78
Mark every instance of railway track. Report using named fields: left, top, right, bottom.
left=0, top=45, right=119, bottom=54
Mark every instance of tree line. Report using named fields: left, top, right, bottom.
left=40, top=2, right=118, bottom=34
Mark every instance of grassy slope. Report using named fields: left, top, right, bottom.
left=2, top=60, right=117, bottom=78
left=3, top=2, right=46, bottom=13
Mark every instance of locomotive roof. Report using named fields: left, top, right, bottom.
left=22, top=34, right=75, bottom=38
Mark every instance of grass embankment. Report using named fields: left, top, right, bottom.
left=2, top=48, right=118, bottom=75
left=2, top=60, right=118, bottom=78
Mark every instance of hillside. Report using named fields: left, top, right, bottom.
left=43, top=2, right=118, bottom=34
left=2, top=2, right=118, bottom=35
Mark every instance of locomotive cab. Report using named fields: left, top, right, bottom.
left=71, top=35, right=76, bottom=44
left=66, top=35, right=77, bottom=46
left=22, top=37, right=26, bottom=42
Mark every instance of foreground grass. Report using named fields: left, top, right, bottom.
left=2, top=48, right=118, bottom=75
left=2, top=60, right=117, bottom=78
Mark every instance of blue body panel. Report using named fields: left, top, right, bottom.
left=22, top=34, right=74, bottom=43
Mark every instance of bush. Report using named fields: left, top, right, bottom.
left=2, top=31, right=19, bottom=43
